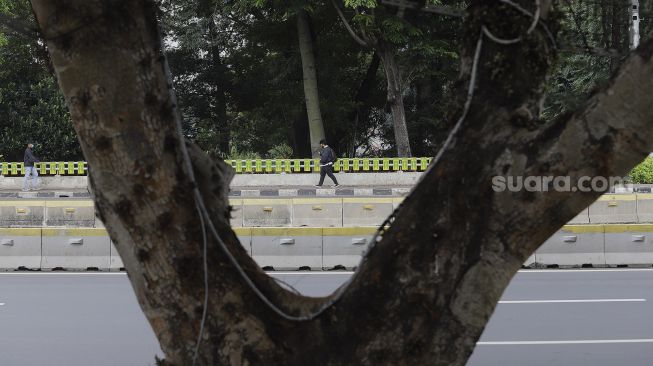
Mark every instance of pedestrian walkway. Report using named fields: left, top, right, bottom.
left=0, top=185, right=412, bottom=199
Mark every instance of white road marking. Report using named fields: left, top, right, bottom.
left=0, top=303, right=4, bottom=306
left=518, top=268, right=653, bottom=273
left=499, top=299, right=646, bottom=304
left=269, top=272, right=354, bottom=275
left=0, top=268, right=651, bottom=276
left=0, top=272, right=126, bottom=276
left=478, top=339, right=653, bottom=346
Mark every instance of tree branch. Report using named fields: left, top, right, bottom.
left=331, top=0, right=370, bottom=48
left=0, top=12, right=39, bottom=39
left=380, top=0, right=464, bottom=17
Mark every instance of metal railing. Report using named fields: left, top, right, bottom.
left=0, top=158, right=432, bottom=176
left=1, top=162, right=87, bottom=176
left=226, top=158, right=432, bottom=173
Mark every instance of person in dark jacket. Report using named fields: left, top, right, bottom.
left=315, top=139, right=339, bottom=187
left=23, top=143, right=40, bottom=191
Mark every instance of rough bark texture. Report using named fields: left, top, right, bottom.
left=346, top=53, right=381, bottom=156
left=297, top=9, right=326, bottom=158
left=206, top=10, right=231, bottom=155
left=378, top=42, right=412, bottom=157
left=31, top=0, right=653, bottom=365
left=332, top=0, right=412, bottom=157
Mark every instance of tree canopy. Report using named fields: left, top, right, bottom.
left=2, top=1, right=650, bottom=160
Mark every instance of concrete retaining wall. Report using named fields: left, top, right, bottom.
left=3, top=225, right=653, bottom=271
left=0, top=227, right=378, bottom=271
left=0, top=173, right=421, bottom=191
left=535, top=224, right=653, bottom=268
left=231, top=172, right=422, bottom=187
left=10, top=194, right=653, bottom=228
left=0, top=176, right=88, bottom=190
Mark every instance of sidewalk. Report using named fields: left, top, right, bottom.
left=229, top=185, right=412, bottom=197
left=0, top=189, right=91, bottom=198
left=0, top=185, right=412, bottom=199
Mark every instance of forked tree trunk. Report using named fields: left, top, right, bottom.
left=377, top=42, right=412, bottom=157
left=30, top=1, right=653, bottom=365
left=297, top=8, right=326, bottom=158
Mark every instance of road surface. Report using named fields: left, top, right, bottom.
left=1, top=269, right=652, bottom=365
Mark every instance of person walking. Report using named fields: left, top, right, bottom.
left=23, top=143, right=40, bottom=191
left=315, top=139, right=339, bottom=187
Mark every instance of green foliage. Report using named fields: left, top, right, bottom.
left=0, top=1, right=82, bottom=161
left=227, top=145, right=261, bottom=160
left=629, top=158, right=653, bottom=184
left=543, top=1, right=629, bottom=120
left=267, top=143, right=293, bottom=159
left=0, top=0, right=636, bottom=163
left=345, top=0, right=377, bottom=8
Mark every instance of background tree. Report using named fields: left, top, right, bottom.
left=297, top=7, right=327, bottom=157
left=0, top=0, right=81, bottom=161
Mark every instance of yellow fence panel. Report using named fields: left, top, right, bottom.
left=0, top=158, right=433, bottom=176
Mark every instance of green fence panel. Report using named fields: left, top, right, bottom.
left=13, top=163, right=23, bottom=176
left=35, top=162, right=56, bottom=175
left=382, top=158, right=390, bottom=171
left=0, top=158, right=434, bottom=176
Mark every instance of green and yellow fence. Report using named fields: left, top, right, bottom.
left=1, top=162, right=87, bottom=176
left=226, top=158, right=432, bottom=173
left=0, top=158, right=432, bottom=176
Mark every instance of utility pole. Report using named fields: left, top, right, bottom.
left=630, top=0, right=640, bottom=50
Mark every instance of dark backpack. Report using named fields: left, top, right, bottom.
left=330, top=148, right=338, bottom=163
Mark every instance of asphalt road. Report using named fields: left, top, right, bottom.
left=1, top=269, right=653, bottom=365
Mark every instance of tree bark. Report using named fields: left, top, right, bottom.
left=207, top=13, right=231, bottom=156
left=346, top=53, right=381, bottom=156
left=297, top=9, right=326, bottom=157
left=377, top=42, right=412, bottom=157
left=31, top=0, right=653, bottom=365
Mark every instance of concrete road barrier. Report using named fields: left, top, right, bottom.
left=343, top=198, right=393, bottom=227
left=0, top=228, right=41, bottom=270
left=392, top=197, right=404, bottom=210
left=604, top=224, right=653, bottom=266
left=322, top=227, right=375, bottom=269
left=234, top=228, right=252, bottom=255
left=636, top=194, right=653, bottom=223
left=0, top=200, right=45, bottom=227
left=568, top=208, right=590, bottom=224
left=589, top=194, right=638, bottom=223
left=251, top=228, right=322, bottom=270
left=109, top=241, right=124, bottom=271
left=292, top=198, right=342, bottom=227
left=41, top=228, right=110, bottom=270
left=45, top=200, right=95, bottom=227
left=536, top=225, right=605, bottom=267
left=230, top=199, right=243, bottom=227
left=243, top=199, right=292, bottom=227
left=524, top=254, right=536, bottom=267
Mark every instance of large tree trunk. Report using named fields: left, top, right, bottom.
left=297, top=9, right=326, bottom=157
left=336, top=52, right=380, bottom=157
left=377, top=42, right=412, bottom=157
left=207, top=15, right=231, bottom=156
left=31, top=1, right=653, bottom=365
left=347, top=53, right=381, bottom=156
